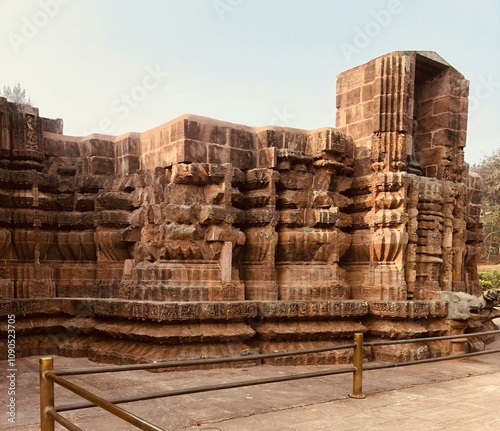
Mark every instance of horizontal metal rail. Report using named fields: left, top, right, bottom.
left=53, top=330, right=500, bottom=377
left=364, top=329, right=500, bottom=347
left=53, top=342, right=356, bottom=376
left=55, top=365, right=355, bottom=412
left=364, top=346, right=500, bottom=371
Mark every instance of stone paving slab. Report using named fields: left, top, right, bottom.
left=180, top=372, right=500, bottom=431
left=2, top=344, right=500, bottom=431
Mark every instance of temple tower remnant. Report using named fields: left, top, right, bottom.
left=336, top=51, right=480, bottom=302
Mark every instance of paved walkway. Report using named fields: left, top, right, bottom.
left=2, top=342, right=500, bottom=431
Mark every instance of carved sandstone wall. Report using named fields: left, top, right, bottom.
left=0, top=51, right=486, bottom=364
left=336, top=51, right=481, bottom=302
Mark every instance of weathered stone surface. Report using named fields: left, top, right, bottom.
left=255, top=300, right=368, bottom=318
left=371, top=342, right=430, bottom=362
left=368, top=301, right=432, bottom=318
left=367, top=320, right=428, bottom=339
left=94, top=321, right=255, bottom=343
left=88, top=340, right=259, bottom=368
left=255, top=321, right=367, bottom=340
left=257, top=341, right=359, bottom=365
left=0, top=51, right=487, bottom=365
left=93, top=300, right=258, bottom=321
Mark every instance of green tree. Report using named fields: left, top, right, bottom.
left=0, top=83, right=32, bottom=105
left=472, top=149, right=500, bottom=263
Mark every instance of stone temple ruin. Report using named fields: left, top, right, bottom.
left=0, top=51, right=491, bottom=365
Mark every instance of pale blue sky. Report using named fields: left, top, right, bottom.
left=1, top=0, right=499, bottom=165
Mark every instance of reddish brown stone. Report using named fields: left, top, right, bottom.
left=0, top=51, right=486, bottom=366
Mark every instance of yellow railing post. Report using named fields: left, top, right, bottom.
left=350, top=332, right=366, bottom=399
left=40, top=357, right=55, bottom=431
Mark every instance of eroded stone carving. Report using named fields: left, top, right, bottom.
left=0, top=51, right=491, bottom=365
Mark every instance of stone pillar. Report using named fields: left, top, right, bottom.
left=238, top=167, right=279, bottom=300
left=365, top=172, right=409, bottom=300
left=337, top=52, right=413, bottom=300
left=464, top=172, right=482, bottom=296
left=270, top=129, right=352, bottom=301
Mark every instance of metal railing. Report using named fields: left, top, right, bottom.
left=39, top=329, right=500, bottom=431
